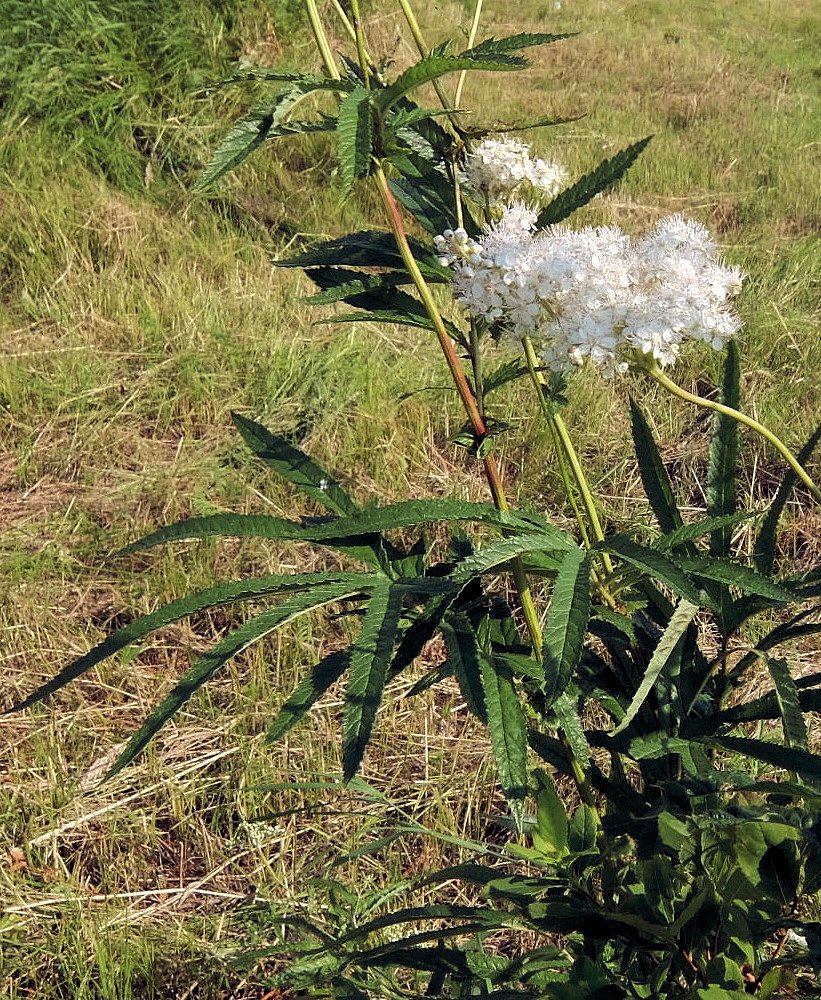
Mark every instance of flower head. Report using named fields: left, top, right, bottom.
left=463, top=137, right=567, bottom=202
left=436, top=208, right=744, bottom=376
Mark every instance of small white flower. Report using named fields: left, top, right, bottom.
left=464, top=137, right=567, bottom=202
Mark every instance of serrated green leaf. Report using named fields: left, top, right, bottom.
left=764, top=654, right=809, bottom=750
left=551, top=692, right=591, bottom=767
left=441, top=615, right=487, bottom=722
left=216, top=68, right=352, bottom=88
left=483, top=359, right=529, bottom=397
left=677, top=555, right=792, bottom=603
left=653, top=512, right=754, bottom=553
left=536, top=136, right=652, bottom=228
left=8, top=571, right=366, bottom=714
left=480, top=652, right=529, bottom=826
left=461, top=114, right=581, bottom=138
left=754, top=420, right=821, bottom=575
left=107, top=581, right=366, bottom=777
left=708, top=340, right=740, bottom=557
left=119, top=500, right=552, bottom=559
left=543, top=548, right=591, bottom=708
left=533, top=769, right=569, bottom=856
left=302, top=267, right=411, bottom=305
left=465, top=31, right=575, bottom=58
left=374, top=50, right=528, bottom=112
left=596, top=535, right=703, bottom=606
left=195, top=80, right=343, bottom=190
left=710, top=735, right=821, bottom=780
left=266, top=648, right=351, bottom=743
left=629, top=395, right=686, bottom=538
left=277, top=230, right=449, bottom=280
left=343, top=581, right=405, bottom=779
left=232, top=412, right=358, bottom=517
left=336, top=86, right=373, bottom=198
left=612, top=599, right=698, bottom=736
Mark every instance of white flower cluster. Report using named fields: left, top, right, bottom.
left=463, top=137, right=568, bottom=202
left=434, top=210, right=744, bottom=375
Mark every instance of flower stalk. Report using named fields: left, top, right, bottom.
left=644, top=361, right=821, bottom=502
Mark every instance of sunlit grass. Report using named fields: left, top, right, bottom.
left=0, top=0, right=819, bottom=994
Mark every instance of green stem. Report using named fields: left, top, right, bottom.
left=646, top=362, right=821, bottom=502
left=304, top=0, right=340, bottom=79
left=468, top=319, right=485, bottom=415
left=453, top=0, right=483, bottom=108
left=372, top=164, right=543, bottom=659
left=397, top=0, right=462, bottom=132
left=520, top=338, right=616, bottom=584
left=347, top=0, right=370, bottom=88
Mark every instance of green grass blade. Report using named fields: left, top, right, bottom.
left=543, top=548, right=591, bottom=709
left=765, top=655, right=809, bottom=750
left=628, top=396, right=686, bottom=537
left=107, top=582, right=369, bottom=777
left=479, top=653, right=529, bottom=828
left=267, top=648, right=351, bottom=743
left=536, top=136, right=652, bottom=227
left=343, top=581, right=405, bottom=780
left=7, top=572, right=366, bottom=713
left=336, top=86, right=373, bottom=198
left=707, top=339, right=740, bottom=557
left=612, top=599, right=698, bottom=736
left=231, top=412, right=359, bottom=517
left=754, top=421, right=821, bottom=575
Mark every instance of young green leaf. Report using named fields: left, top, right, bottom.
left=336, top=86, right=373, bottom=198
left=232, top=413, right=359, bottom=517
left=707, top=340, right=740, bottom=557
left=106, top=581, right=368, bottom=777
left=195, top=81, right=343, bottom=190
left=343, top=581, right=405, bottom=780
left=441, top=614, right=487, bottom=723
left=764, top=655, right=809, bottom=750
left=628, top=397, right=686, bottom=538
left=536, top=136, right=653, bottom=228
left=611, top=599, right=698, bottom=736
left=543, top=548, right=591, bottom=709
left=754, top=420, right=821, bottom=575
left=480, top=653, right=529, bottom=827
left=8, top=572, right=367, bottom=714
left=267, top=648, right=351, bottom=743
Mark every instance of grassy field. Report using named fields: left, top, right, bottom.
left=1, top=0, right=819, bottom=995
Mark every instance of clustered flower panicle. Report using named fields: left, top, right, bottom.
left=435, top=208, right=744, bottom=375
left=463, top=137, right=568, bottom=201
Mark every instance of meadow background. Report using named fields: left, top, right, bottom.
left=1, top=0, right=819, bottom=995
